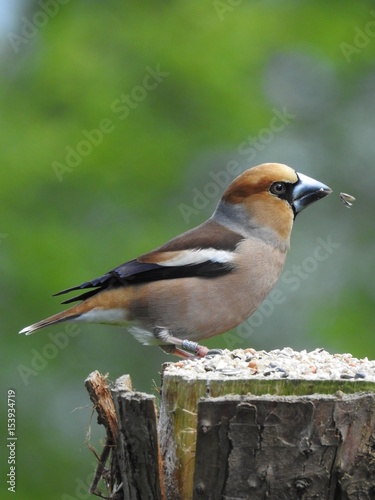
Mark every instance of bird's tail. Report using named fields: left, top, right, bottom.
left=19, top=304, right=84, bottom=335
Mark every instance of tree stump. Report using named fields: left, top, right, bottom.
left=85, top=348, right=375, bottom=500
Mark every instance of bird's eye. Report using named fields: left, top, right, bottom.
left=270, top=182, right=287, bottom=195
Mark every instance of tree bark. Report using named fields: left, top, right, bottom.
left=85, top=363, right=375, bottom=499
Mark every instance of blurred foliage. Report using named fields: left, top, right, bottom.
left=1, top=0, right=375, bottom=498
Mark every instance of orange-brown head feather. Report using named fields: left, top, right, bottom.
left=221, top=163, right=298, bottom=242
left=222, top=163, right=298, bottom=204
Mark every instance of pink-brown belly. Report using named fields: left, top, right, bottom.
left=128, top=240, right=287, bottom=341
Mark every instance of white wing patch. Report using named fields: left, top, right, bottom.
left=159, top=248, right=235, bottom=267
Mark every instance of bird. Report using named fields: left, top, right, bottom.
left=20, top=163, right=332, bottom=357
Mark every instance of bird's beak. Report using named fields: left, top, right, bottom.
left=292, top=172, right=332, bottom=216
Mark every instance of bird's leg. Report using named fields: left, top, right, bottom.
left=160, top=344, right=194, bottom=358
left=154, top=327, right=209, bottom=358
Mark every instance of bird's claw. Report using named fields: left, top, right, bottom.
left=206, top=349, right=223, bottom=357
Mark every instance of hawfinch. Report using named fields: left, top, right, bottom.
left=20, top=163, right=332, bottom=357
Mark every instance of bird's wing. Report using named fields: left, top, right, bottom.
left=54, top=219, right=244, bottom=304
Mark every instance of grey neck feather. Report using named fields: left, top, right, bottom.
left=212, top=201, right=290, bottom=251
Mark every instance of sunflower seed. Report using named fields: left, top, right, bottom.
left=340, top=192, right=356, bottom=208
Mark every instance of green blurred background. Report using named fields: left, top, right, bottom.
left=1, top=0, right=375, bottom=498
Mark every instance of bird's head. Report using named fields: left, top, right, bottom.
left=215, top=162, right=332, bottom=242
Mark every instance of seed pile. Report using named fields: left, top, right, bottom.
left=164, top=347, right=375, bottom=381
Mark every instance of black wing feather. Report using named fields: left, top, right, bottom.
left=54, top=219, right=243, bottom=304
left=54, top=258, right=234, bottom=304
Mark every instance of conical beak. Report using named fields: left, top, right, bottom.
left=292, top=172, right=332, bottom=216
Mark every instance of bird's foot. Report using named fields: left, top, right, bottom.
left=155, top=327, right=209, bottom=358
